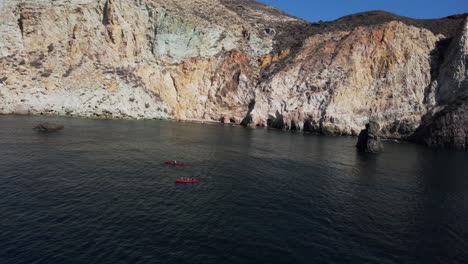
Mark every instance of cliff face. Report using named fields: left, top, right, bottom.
left=0, top=0, right=467, bottom=148
left=411, top=19, right=468, bottom=148
left=252, top=21, right=439, bottom=137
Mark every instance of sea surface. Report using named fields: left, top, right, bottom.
left=1, top=115, right=467, bottom=264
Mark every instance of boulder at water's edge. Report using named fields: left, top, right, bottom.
left=33, top=122, right=64, bottom=132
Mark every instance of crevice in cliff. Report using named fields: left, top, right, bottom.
left=430, top=38, right=453, bottom=82
left=148, top=25, right=157, bottom=57
left=169, top=74, right=180, bottom=104
left=303, top=118, right=322, bottom=133
left=266, top=110, right=284, bottom=129
left=317, top=81, right=335, bottom=133
left=290, top=120, right=299, bottom=131
left=102, top=0, right=113, bottom=26
left=102, top=0, right=118, bottom=45
left=146, top=10, right=160, bottom=58
left=17, top=14, right=24, bottom=40
left=423, top=37, right=453, bottom=106
left=240, top=99, right=256, bottom=127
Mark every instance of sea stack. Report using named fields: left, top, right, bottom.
left=356, top=121, right=384, bottom=153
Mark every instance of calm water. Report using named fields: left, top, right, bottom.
left=1, top=115, right=467, bottom=264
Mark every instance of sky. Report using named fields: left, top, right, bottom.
left=257, top=0, right=468, bottom=22
left=0, top=0, right=465, bottom=20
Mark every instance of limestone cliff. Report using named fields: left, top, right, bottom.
left=411, top=18, right=468, bottom=149
left=0, top=0, right=467, bottom=148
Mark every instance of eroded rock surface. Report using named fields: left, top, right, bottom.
left=0, top=0, right=467, bottom=148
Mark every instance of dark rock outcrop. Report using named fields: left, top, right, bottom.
left=33, top=122, right=64, bottom=132
left=411, top=100, right=468, bottom=149
left=356, top=124, right=370, bottom=152
left=356, top=122, right=384, bottom=153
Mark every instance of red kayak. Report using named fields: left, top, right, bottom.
left=164, top=161, right=185, bottom=165
left=176, top=179, right=199, bottom=183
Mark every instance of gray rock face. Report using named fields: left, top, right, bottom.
left=411, top=18, right=468, bottom=149
left=356, top=122, right=384, bottom=153
left=411, top=97, right=468, bottom=149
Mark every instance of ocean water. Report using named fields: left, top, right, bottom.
left=0, top=115, right=467, bottom=264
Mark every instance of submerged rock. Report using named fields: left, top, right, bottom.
left=356, top=122, right=384, bottom=153
left=33, top=122, right=64, bottom=132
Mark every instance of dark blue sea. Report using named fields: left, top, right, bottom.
left=1, top=115, right=467, bottom=264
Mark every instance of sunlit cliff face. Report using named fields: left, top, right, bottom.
left=0, top=0, right=466, bottom=148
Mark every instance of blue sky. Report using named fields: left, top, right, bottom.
left=257, top=0, right=468, bottom=21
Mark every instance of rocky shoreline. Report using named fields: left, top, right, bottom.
left=0, top=112, right=441, bottom=151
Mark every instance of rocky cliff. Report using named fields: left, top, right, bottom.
left=0, top=0, right=467, bottom=148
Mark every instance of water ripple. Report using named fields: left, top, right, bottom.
left=0, top=116, right=467, bottom=264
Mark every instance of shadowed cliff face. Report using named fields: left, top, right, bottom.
left=411, top=19, right=468, bottom=149
left=0, top=0, right=467, bottom=148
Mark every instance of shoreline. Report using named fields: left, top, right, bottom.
left=0, top=112, right=413, bottom=145
left=5, top=113, right=464, bottom=151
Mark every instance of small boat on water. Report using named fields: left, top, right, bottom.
left=164, top=161, right=185, bottom=165
left=175, top=179, right=199, bottom=183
